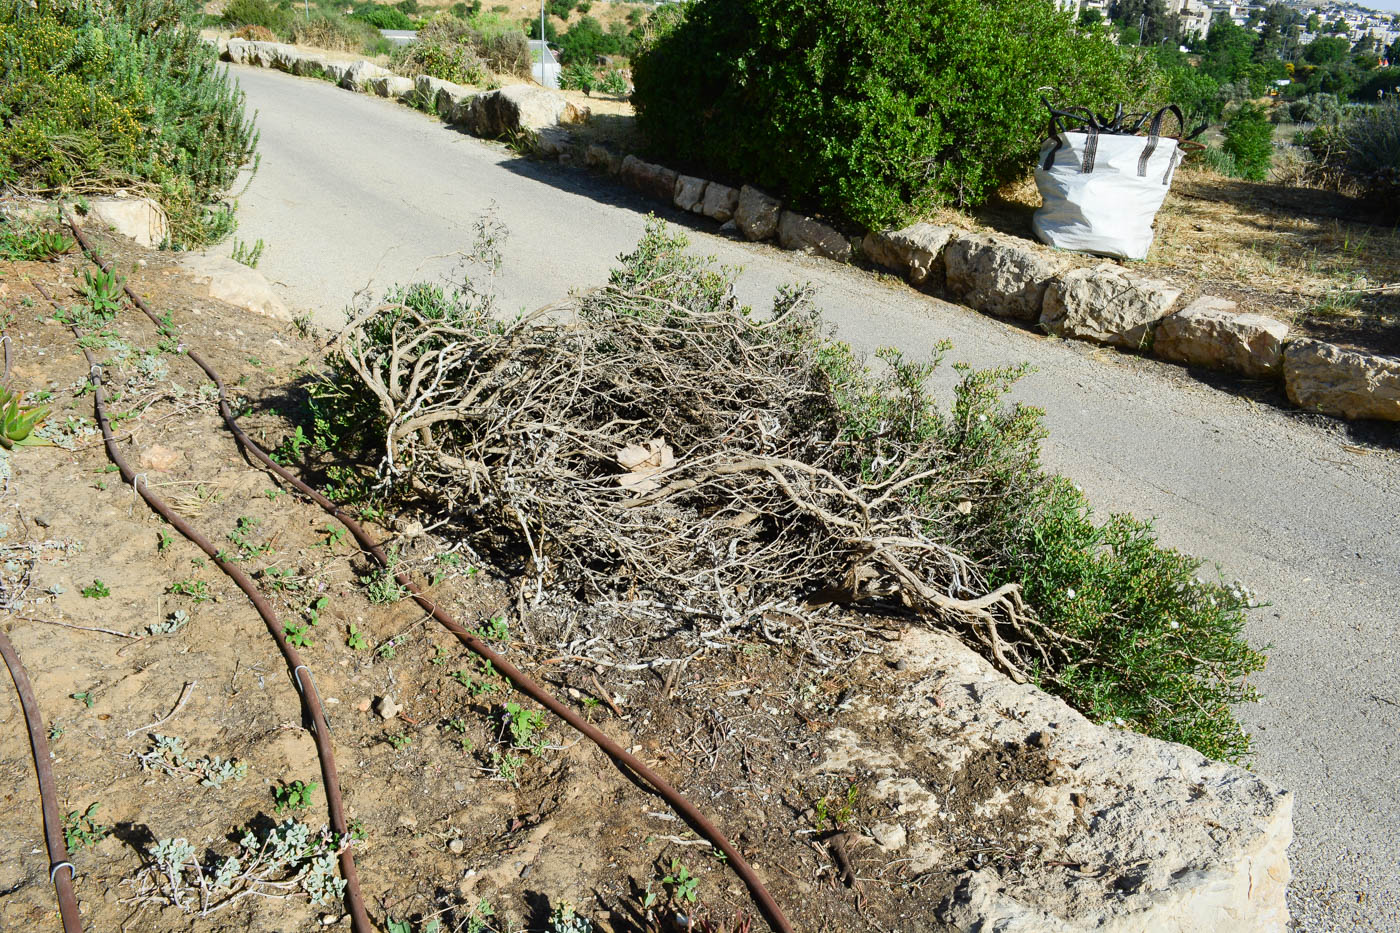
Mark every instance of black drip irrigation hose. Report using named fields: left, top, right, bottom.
left=0, top=628, right=84, bottom=933
left=32, top=275, right=374, bottom=933
left=63, top=218, right=796, bottom=933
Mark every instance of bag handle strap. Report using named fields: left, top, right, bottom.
left=1136, top=104, right=1183, bottom=176
left=1041, top=97, right=1102, bottom=172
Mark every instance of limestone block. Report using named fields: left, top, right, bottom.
left=585, top=145, right=623, bottom=175
left=339, top=60, right=393, bottom=92
left=700, top=182, right=740, bottom=223
left=945, top=233, right=1070, bottom=320
left=734, top=186, right=781, bottom=241
left=673, top=175, right=708, bottom=214
left=457, top=84, right=589, bottom=135
left=815, top=627, right=1293, bottom=933
left=1041, top=263, right=1182, bottom=348
left=83, top=198, right=169, bottom=248
left=368, top=74, right=416, bottom=99
left=1284, top=339, right=1400, bottom=422
left=1154, top=297, right=1289, bottom=378
left=863, top=223, right=956, bottom=286
left=176, top=254, right=290, bottom=322
left=620, top=156, right=679, bottom=204
left=777, top=211, right=852, bottom=263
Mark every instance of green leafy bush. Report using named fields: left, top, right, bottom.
left=597, top=68, right=628, bottom=97
left=630, top=0, right=1160, bottom=228
left=1, top=0, right=258, bottom=246
left=222, top=0, right=292, bottom=32
left=1287, top=93, right=1343, bottom=126
left=1221, top=103, right=1275, bottom=180
left=353, top=2, right=414, bottom=30
left=559, top=63, right=595, bottom=94
left=1303, top=99, right=1400, bottom=220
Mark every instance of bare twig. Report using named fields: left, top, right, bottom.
left=126, top=681, right=196, bottom=737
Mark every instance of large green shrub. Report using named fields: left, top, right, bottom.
left=1221, top=102, right=1275, bottom=180
left=221, top=0, right=292, bottom=32
left=630, top=0, right=1160, bottom=227
left=0, top=0, right=258, bottom=246
left=352, top=2, right=415, bottom=30
left=1304, top=100, right=1400, bottom=219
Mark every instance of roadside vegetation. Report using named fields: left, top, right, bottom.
left=311, top=220, right=1264, bottom=763
left=0, top=0, right=258, bottom=246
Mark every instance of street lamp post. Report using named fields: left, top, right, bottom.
left=539, top=0, right=546, bottom=85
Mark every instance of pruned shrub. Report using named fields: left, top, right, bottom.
left=316, top=220, right=1266, bottom=763
left=0, top=0, right=258, bottom=246
left=630, top=0, right=1161, bottom=227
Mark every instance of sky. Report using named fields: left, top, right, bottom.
left=1362, top=0, right=1400, bottom=13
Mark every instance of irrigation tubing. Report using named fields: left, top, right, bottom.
left=33, top=275, right=373, bottom=933
left=0, top=628, right=84, bottom=933
left=64, top=218, right=796, bottom=933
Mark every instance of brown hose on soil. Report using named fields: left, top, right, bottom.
left=33, top=275, right=373, bottom=933
left=0, top=628, right=84, bottom=933
left=64, top=218, right=795, bottom=933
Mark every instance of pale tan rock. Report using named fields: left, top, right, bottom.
left=83, top=197, right=169, bottom=248
left=339, top=60, right=392, bottom=92
left=863, top=223, right=956, bottom=286
left=1041, top=264, right=1182, bottom=349
left=734, top=186, right=781, bottom=241
left=1284, top=339, right=1400, bottom=422
left=777, top=211, right=851, bottom=262
left=456, top=84, right=589, bottom=135
left=700, top=182, right=740, bottom=223
left=945, top=233, right=1070, bottom=320
left=138, top=444, right=183, bottom=472
left=1155, top=297, right=1289, bottom=377
left=585, top=145, right=622, bottom=175
left=673, top=175, right=708, bottom=213
left=368, top=74, right=416, bottom=99
left=620, top=155, right=679, bottom=204
left=816, top=627, right=1292, bottom=933
left=176, top=253, right=290, bottom=322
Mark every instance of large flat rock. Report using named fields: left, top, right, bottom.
left=945, top=233, right=1070, bottom=321
left=816, top=628, right=1291, bottom=933
left=1041, top=264, right=1182, bottom=349
left=1154, top=297, right=1289, bottom=378
left=1284, top=339, right=1400, bottom=421
left=176, top=253, right=290, bottom=322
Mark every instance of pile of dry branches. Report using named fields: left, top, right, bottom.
left=331, top=227, right=1048, bottom=677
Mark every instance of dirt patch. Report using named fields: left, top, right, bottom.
left=0, top=225, right=1084, bottom=932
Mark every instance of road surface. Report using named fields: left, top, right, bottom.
left=228, top=63, right=1400, bottom=931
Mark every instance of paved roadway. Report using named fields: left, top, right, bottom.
left=228, top=64, right=1400, bottom=931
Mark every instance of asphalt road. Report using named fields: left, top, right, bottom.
left=228, top=64, right=1400, bottom=931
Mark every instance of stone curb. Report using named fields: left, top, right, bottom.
left=217, top=37, right=1399, bottom=425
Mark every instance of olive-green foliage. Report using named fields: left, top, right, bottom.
left=1221, top=102, right=1275, bottom=180
left=352, top=2, right=414, bottom=30
left=1303, top=99, right=1400, bottom=220
left=1286, top=93, right=1343, bottom=126
left=1, top=0, right=258, bottom=247
left=391, top=14, right=530, bottom=83
left=221, top=0, right=291, bottom=32
left=317, top=223, right=1266, bottom=762
left=630, top=0, right=1160, bottom=227
left=286, top=13, right=381, bottom=52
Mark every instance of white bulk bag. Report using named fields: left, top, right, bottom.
left=1032, top=112, right=1182, bottom=261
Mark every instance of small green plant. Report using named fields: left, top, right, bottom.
left=71, top=691, right=94, bottom=708
left=812, top=781, right=860, bottom=832
left=479, top=615, right=509, bottom=642
left=139, top=734, right=248, bottom=788
left=490, top=750, right=523, bottom=783
left=361, top=565, right=406, bottom=605
left=503, top=701, right=546, bottom=753
left=80, top=579, right=110, bottom=599
left=0, top=224, right=74, bottom=261
left=347, top=624, right=368, bottom=650
left=62, top=803, right=110, bottom=849
left=319, top=525, right=347, bottom=549
left=548, top=902, right=594, bottom=933
left=230, top=238, right=265, bottom=268
left=386, top=731, right=412, bottom=749
left=157, top=529, right=173, bottom=553
left=273, top=425, right=310, bottom=465
left=661, top=858, right=699, bottom=906
left=285, top=621, right=313, bottom=648
left=80, top=267, right=125, bottom=317
left=48, top=724, right=64, bottom=741
left=430, top=646, right=448, bottom=665
left=305, top=596, right=329, bottom=625
left=445, top=717, right=474, bottom=750
left=228, top=515, right=272, bottom=559
left=168, top=579, right=210, bottom=602
left=272, top=779, right=318, bottom=813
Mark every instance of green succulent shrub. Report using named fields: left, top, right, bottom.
left=630, top=0, right=1161, bottom=227
left=0, top=0, right=258, bottom=246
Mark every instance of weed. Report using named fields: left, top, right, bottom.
left=157, top=530, right=172, bottom=553
left=284, top=621, right=313, bottom=648
left=348, top=819, right=367, bottom=842
left=228, top=515, right=272, bottom=559
left=80, top=267, right=125, bottom=317
left=346, top=624, right=368, bottom=650
left=230, top=238, right=265, bottom=268
left=0, top=223, right=73, bottom=261
left=548, top=902, right=594, bottom=933
left=319, top=525, right=347, bottom=549
left=478, top=615, right=508, bottom=642
left=386, top=732, right=412, bottom=750
left=661, top=858, right=699, bottom=906
left=62, top=803, right=110, bottom=849
left=80, top=579, right=110, bottom=599
left=48, top=724, right=64, bottom=741
left=264, top=487, right=284, bottom=500
left=361, top=564, right=406, bottom=605
left=430, top=646, right=448, bottom=665
left=168, top=578, right=210, bottom=602
left=71, top=691, right=94, bottom=708
left=376, top=638, right=398, bottom=660
left=138, top=734, right=248, bottom=788
left=490, top=750, right=523, bottom=783
left=261, top=566, right=303, bottom=592
left=446, top=717, right=474, bottom=751
left=304, top=595, right=329, bottom=625
left=272, top=425, right=309, bottom=465
left=503, top=701, right=546, bottom=753
left=812, top=781, right=859, bottom=832
left=272, top=779, right=318, bottom=814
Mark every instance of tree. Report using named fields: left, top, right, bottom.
left=1201, top=16, right=1254, bottom=82
left=545, top=0, right=573, bottom=20
left=557, top=15, right=617, bottom=64
left=1079, top=7, right=1103, bottom=28
left=1306, top=13, right=1319, bottom=32
left=1304, top=35, right=1351, bottom=66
